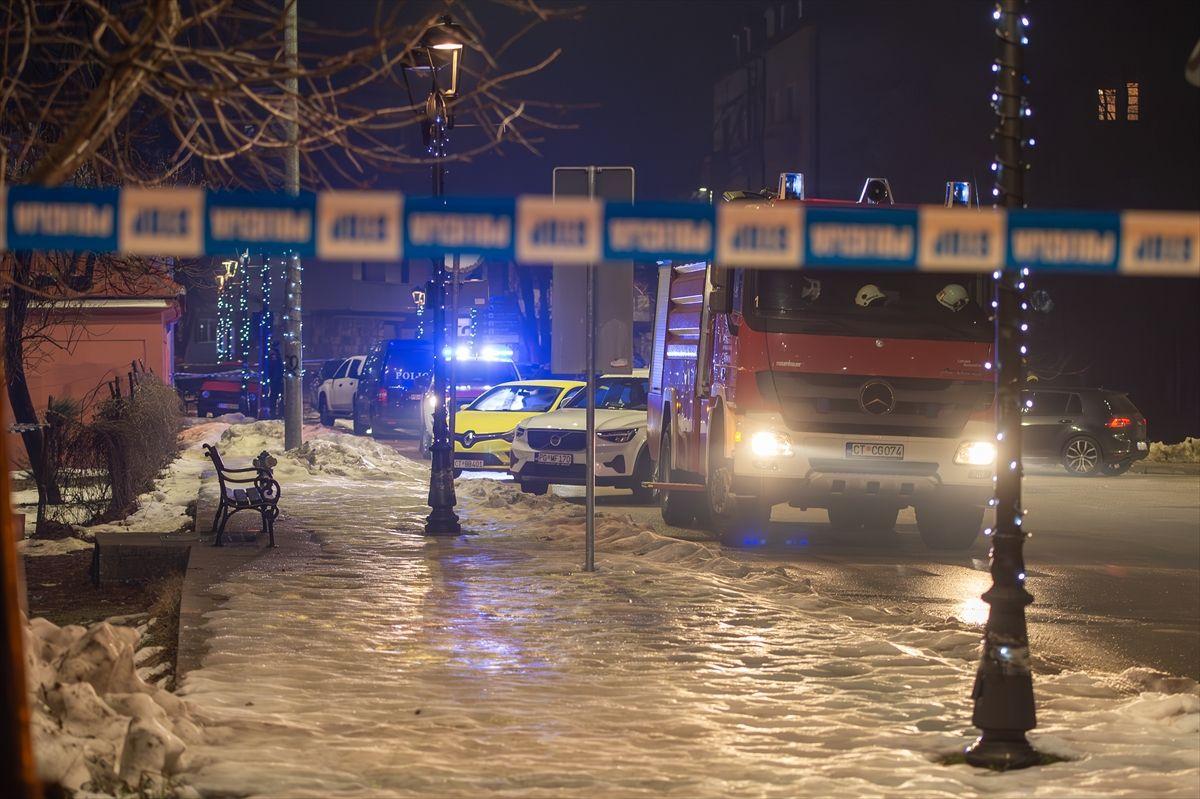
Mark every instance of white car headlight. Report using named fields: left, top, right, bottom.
left=426, top=394, right=438, bottom=409
left=750, top=430, right=793, bottom=458
left=954, top=441, right=996, bottom=466
left=596, top=428, right=639, bottom=443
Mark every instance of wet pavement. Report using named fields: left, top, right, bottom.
left=380, top=432, right=1199, bottom=680
left=179, top=443, right=1199, bottom=798
left=553, top=466, right=1200, bottom=681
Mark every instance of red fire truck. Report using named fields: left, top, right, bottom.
left=647, top=185, right=996, bottom=549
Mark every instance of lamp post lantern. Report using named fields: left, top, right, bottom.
left=412, top=15, right=465, bottom=536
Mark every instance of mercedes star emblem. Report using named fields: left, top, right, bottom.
left=858, top=380, right=897, bottom=415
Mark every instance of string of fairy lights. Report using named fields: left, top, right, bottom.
left=979, top=2, right=1036, bottom=548
left=214, top=252, right=280, bottom=414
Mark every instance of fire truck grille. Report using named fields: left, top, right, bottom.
left=757, top=372, right=993, bottom=438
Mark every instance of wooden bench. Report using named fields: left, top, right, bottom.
left=202, top=444, right=281, bottom=547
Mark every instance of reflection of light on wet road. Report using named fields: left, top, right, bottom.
left=956, top=595, right=989, bottom=626
left=949, top=570, right=993, bottom=626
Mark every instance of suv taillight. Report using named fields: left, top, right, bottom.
left=375, top=387, right=389, bottom=404
left=1106, top=417, right=1132, bottom=428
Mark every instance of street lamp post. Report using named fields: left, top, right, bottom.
left=965, top=0, right=1040, bottom=770
left=416, top=16, right=465, bottom=536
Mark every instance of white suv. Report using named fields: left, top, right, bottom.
left=317, top=355, right=365, bottom=426
left=509, top=371, right=654, bottom=502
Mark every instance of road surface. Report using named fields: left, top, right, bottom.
left=386, top=432, right=1199, bottom=680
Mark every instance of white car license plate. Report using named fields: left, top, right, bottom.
left=454, top=459, right=485, bottom=469
left=535, top=452, right=573, bottom=466
left=1136, top=441, right=1148, bottom=451
left=845, top=442, right=905, bottom=460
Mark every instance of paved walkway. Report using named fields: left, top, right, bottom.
left=175, top=466, right=1199, bottom=799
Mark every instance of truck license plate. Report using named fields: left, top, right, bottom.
left=845, top=442, right=905, bottom=460
left=535, top=452, right=573, bottom=466
left=454, top=459, right=485, bottom=469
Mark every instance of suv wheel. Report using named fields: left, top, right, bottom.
left=629, top=448, right=658, bottom=505
left=519, top=480, right=548, bottom=496
left=1062, top=435, right=1102, bottom=476
left=352, top=406, right=368, bottom=436
left=916, top=503, right=983, bottom=550
left=318, top=395, right=333, bottom=427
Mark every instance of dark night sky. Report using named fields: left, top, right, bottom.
left=447, top=1, right=762, bottom=199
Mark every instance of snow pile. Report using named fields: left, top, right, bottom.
left=219, top=420, right=426, bottom=482
left=1147, top=436, right=1200, bottom=463
left=25, top=616, right=203, bottom=794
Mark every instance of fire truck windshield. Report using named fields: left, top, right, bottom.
left=747, top=270, right=991, bottom=341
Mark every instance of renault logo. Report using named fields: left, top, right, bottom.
left=858, top=380, right=896, bottom=415
left=462, top=430, right=477, bottom=448
left=549, top=434, right=562, bottom=447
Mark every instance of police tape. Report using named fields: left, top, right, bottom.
left=0, top=186, right=1196, bottom=276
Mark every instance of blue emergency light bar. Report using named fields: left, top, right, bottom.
left=1, top=186, right=1196, bottom=276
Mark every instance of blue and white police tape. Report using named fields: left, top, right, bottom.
left=0, top=186, right=1196, bottom=276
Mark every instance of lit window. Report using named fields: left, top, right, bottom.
left=1126, top=81, right=1139, bottom=121
left=1097, top=88, right=1117, bottom=121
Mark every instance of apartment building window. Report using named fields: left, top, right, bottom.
left=1126, top=81, right=1139, bottom=120
left=196, top=318, right=216, bottom=343
left=1097, top=88, right=1118, bottom=121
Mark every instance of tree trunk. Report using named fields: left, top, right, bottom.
left=535, top=268, right=552, bottom=364
left=515, top=264, right=540, bottom=364
left=3, top=252, right=62, bottom=506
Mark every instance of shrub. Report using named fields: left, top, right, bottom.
left=89, top=374, right=183, bottom=521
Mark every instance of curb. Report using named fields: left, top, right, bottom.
left=1130, top=461, right=1200, bottom=476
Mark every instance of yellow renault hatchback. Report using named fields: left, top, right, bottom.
left=452, top=379, right=583, bottom=474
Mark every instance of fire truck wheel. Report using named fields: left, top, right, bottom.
left=707, top=437, right=770, bottom=546
left=916, top=503, right=984, bottom=550
left=658, top=431, right=699, bottom=527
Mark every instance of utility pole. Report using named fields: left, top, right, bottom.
left=282, top=0, right=303, bottom=449
left=966, top=0, right=1040, bottom=771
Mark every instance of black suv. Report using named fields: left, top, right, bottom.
left=352, top=339, right=435, bottom=439
left=1020, top=387, right=1148, bottom=476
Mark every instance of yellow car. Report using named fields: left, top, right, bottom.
left=452, top=379, right=584, bottom=473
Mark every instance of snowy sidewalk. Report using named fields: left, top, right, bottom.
left=175, top=423, right=1199, bottom=798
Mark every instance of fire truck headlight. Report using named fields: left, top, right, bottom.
left=954, top=441, right=996, bottom=466
left=750, top=430, right=794, bottom=458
